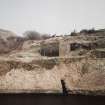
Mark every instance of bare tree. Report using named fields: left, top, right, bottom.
left=41, top=34, right=51, bottom=40
left=23, top=31, right=41, bottom=40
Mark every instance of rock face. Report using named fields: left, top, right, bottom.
left=0, top=29, right=105, bottom=95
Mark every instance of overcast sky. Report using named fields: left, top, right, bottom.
left=0, top=0, right=105, bottom=35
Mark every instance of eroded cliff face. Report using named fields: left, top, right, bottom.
left=0, top=59, right=62, bottom=93
left=0, top=29, right=105, bottom=95
left=63, top=58, right=105, bottom=95
left=0, top=57, right=105, bottom=95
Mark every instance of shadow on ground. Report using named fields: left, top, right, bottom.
left=0, top=93, right=105, bottom=105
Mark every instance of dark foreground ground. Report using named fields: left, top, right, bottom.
left=0, top=93, right=105, bottom=105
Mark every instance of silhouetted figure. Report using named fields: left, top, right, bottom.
left=61, top=79, right=68, bottom=96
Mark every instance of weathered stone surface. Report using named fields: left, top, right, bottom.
left=0, top=29, right=105, bottom=95
left=64, top=59, right=105, bottom=95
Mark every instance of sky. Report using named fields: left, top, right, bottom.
left=0, top=0, right=105, bottom=36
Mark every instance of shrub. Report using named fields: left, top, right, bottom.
left=71, top=30, right=77, bottom=36
left=39, top=43, right=59, bottom=57
left=41, top=34, right=51, bottom=40
left=80, top=28, right=96, bottom=34
left=23, top=31, right=41, bottom=40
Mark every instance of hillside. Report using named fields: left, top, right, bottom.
left=0, top=29, right=105, bottom=95
left=0, top=29, right=24, bottom=54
